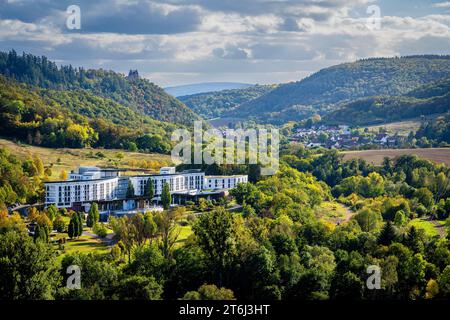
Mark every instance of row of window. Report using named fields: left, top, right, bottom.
left=47, top=181, right=118, bottom=205
left=133, top=175, right=205, bottom=196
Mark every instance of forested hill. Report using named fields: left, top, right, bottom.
left=227, top=55, right=450, bottom=124
left=0, top=75, right=176, bottom=152
left=323, top=77, right=450, bottom=126
left=0, top=50, right=201, bottom=126
left=178, top=84, right=276, bottom=119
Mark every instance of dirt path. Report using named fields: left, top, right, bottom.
left=334, top=205, right=356, bottom=225
left=342, top=206, right=356, bottom=223
left=83, top=230, right=116, bottom=246
left=429, top=219, right=447, bottom=238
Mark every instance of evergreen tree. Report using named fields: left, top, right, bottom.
left=76, top=212, right=83, bottom=237
left=248, top=164, right=261, bottom=183
left=126, top=181, right=135, bottom=198
left=68, top=217, right=75, bottom=239
left=405, top=226, right=424, bottom=253
left=46, top=205, right=57, bottom=222
left=161, top=182, right=171, bottom=210
left=378, top=221, right=397, bottom=246
left=145, top=179, right=155, bottom=203
left=87, top=203, right=99, bottom=227
left=33, top=224, right=42, bottom=242
left=71, top=212, right=83, bottom=238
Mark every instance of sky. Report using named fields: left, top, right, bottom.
left=0, top=0, right=449, bottom=87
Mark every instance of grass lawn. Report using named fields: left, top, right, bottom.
left=408, top=218, right=439, bottom=237
left=174, top=224, right=193, bottom=248
left=53, top=233, right=111, bottom=264
left=0, top=138, right=171, bottom=180
left=63, top=235, right=110, bottom=254
left=436, top=220, right=447, bottom=227
left=315, top=201, right=354, bottom=224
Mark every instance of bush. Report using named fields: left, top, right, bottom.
left=53, top=215, right=67, bottom=233
left=416, top=204, right=428, bottom=217
left=93, top=223, right=108, bottom=238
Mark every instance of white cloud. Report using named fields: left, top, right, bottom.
left=433, top=2, right=450, bottom=8
left=0, top=0, right=449, bottom=85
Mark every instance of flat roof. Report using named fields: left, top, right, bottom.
left=206, top=175, right=247, bottom=179
left=46, top=171, right=206, bottom=184
left=172, top=189, right=228, bottom=195
left=45, top=177, right=119, bottom=184
left=130, top=171, right=205, bottom=178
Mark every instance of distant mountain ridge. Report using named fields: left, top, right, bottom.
left=165, top=82, right=254, bottom=97
left=178, top=84, right=276, bottom=119
left=0, top=50, right=201, bottom=126
left=227, top=55, right=450, bottom=124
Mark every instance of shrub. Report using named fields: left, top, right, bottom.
left=93, top=223, right=108, bottom=238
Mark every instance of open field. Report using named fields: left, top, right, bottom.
left=174, top=224, right=193, bottom=248
left=342, top=148, right=450, bottom=166
left=0, top=138, right=172, bottom=180
left=62, top=235, right=111, bottom=255
left=315, top=201, right=355, bottom=225
left=365, top=114, right=443, bottom=136
left=53, top=233, right=111, bottom=264
left=408, top=218, right=445, bottom=238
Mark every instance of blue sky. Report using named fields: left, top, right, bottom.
left=0, top=0, right=449, bottom=86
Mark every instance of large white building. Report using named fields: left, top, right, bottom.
left=45, top=166, right=247, bottom=210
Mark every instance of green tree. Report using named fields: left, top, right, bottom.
left=110, top=216, right=136, bottom=262
left=75, top=212, right=83, bottom=237
left=59, top=252, right=119, bottom=300
left=117, top=275, right=162, bottom=300
left=180, top=284, right=235, bottom=300
left=87, top=203, right=100, bottom=227
left=68, top=212, right=82, bottom=239
left=330, top=271, right=364, bottom=299
left=145, top=179, right=154, bottom=203
left=193, top=207, right=236, bottom=286
left=154, top=207, right=182, bottom=259
left=143, top=211, right=158, bottom=244
left=53, top=215, right=66, bottom=233
left=33, top=213, right=52, bottom=243
left=123, top=244, right=166, bottom=282
left=33, top=224, right=46, bottom=243
left=354, top=208, right=381, bottom=232
left=378, top=221, right=397, bottom=246
left=0, top=231, right=61, bottom=299
left=405, top=226, right=425, bottom=253
left=45, top=205, right=58, bottom=222
left=93, top=223, right=108, bottom=238
left=161, top=182, right=171, bottom=210
left=32, top=155, right=44, bottom=176
left=198, top=198, right=209, bottom=212
left=394, top=210, right=407, bottom=226
left=438, top=265, right=450, bottom=298
left=126, top=181, right=135, bottom=198
left=127, top=142, right=138, bottom=152
left=413, top=187, right=434, bottom=210
left=67, top=217, right=75, bottom=239
left=425, top=279, right=439, bottom=299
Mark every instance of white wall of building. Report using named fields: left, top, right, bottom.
left=205, top=176, right=248, bottom=190
left=45, top=167, right=247, bottom=208
left=45, top=177, right=119, bottom=208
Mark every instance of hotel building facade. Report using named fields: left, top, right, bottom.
left=44, top=166, right=247, bottom=211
